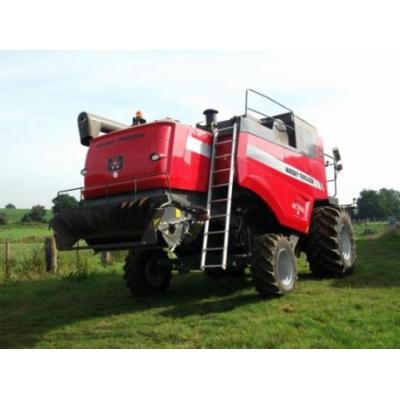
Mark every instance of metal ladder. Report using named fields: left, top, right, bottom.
left=200, top=121, right=238, bottom=271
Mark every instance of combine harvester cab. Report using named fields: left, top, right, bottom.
left=52, top=90, right=356, bottom=297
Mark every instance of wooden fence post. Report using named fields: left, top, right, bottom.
left=45, top=237, right=58, bottom=273
left=4, top=240, right=10, bottom=279
left=101, top=251, right=112, bottom=266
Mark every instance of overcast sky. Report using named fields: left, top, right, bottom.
left=1, top=51, right=399, bottom=208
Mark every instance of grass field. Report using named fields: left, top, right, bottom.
left=0, top=225, right=51, bottom=242
left=0, top=208, right=53, bottom=243
left=0, top=208, right=53, bottom=224
left=0, top=221, right=399, bottom=349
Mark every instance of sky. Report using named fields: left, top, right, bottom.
left=0, top=50, right=399, bottom=208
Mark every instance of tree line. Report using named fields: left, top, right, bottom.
left=0, top=195, right=78, bottom=226
left=356, top=188, right=400, bottom=220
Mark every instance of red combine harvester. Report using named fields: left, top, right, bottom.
left=51, top=89, right=356, bottom=296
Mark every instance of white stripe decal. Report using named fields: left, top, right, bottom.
left=247, top=144, right=323, bottom=190
left=186, top=136, right=211, bottom=158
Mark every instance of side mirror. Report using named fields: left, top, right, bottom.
left=332, top=147, right=341, bottom=162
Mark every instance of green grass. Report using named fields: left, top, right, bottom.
left=353, top=221, right=388, bottom=238
left=0, top=225, right=51, bottom=242
left=0, top=231, right=399, bottom=349
left=0, top=208, right=53, bottom=243
left=0, top=208, right=53, bottom=224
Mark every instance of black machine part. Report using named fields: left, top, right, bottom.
left=50, top=190, right=206, bottom=252
left=203, top=109, right=219, bottom=127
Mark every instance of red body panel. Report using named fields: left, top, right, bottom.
left=84, top=121, right=212, bottom=198
left=83, top=119, right=328, bottom=234
left=236, top=132, right=328, bottom=234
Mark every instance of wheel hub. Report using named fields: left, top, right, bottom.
left=145, top=259, right=168, bottom=287
left=277, top=248, right=294, bottom=287
left=339, top=226, right=352, bottom=261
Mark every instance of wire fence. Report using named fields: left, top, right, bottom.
left=352, top=219, right=398, bottom=238
left=0, top=237, right=127, bottom=281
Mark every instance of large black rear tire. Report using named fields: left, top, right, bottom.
left=307, top=206, right=356, bottom=276
left=123, top=250, right=172, bottom=296
left=251, top=233, right=297, bottom=296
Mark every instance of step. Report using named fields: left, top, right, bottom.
left=204, top=230, right=227, bottom=235
left=215, top=139, right=233, bottom=146
left=215, top=153, right=232, bottom=159
left=211, top=183, right=230, bottom=188
left=209, top=213, right=229, bottom=219
left=213, top=168, right=231, bottom=173
left=203, top=246, right=227, bottom=252
left=210, top=198, right=228, bottom=203
left=202, top=264, right=223, bottom=268
left=218, top=126, right=234, bottom=132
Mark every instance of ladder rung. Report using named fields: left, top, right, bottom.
left=216, top=139, right=233, bottom=145
left=202, top=264, right=223, bottom=268
left=205, top=230, right=227, bottom=235
left=218, top=126, right=234, bottom=132
left=211, top=183, right=230, bottom=188
left=215, top=153, right=231, bottom=159
left=203, top=247, right=227, bottom=252
left=209, top=213, right=229, bottom=219
left=210, top=198, right=227, bottom=203
left=213, top=168, right=231, bottom=173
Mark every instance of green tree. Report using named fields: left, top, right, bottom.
left=378, top=188, right=400, bottom=218
left=21, top=205, right=47, bottom=223
left=356, top=188, right=400, bottom=219
left=52, top=194, right=79, bottom=215
left=5, top=203, right=16, bottom=209
left=0, top=212, right=7, bottom=226
left=356, top=190, right=382, bottom=219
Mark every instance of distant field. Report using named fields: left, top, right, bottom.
left=0, top=208, right=52, bottom=243
left=0, top=225, right=51, bottom=242
left=0, top=208, right=53, bottom=224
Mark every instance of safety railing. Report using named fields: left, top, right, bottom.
left=324, top=153, right=340, bottom=198
left=244, top=88, right=296, bottom=134
left=57, top=172, right=172, bottom=205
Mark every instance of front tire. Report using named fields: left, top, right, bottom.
left=123, top=250, right=172, bottom=296
left=251, top=234, right=297, bottom=296
left=307, top=206, right=356, bottom=276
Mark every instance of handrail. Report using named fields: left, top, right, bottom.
left=244, top=88, right=296, bottom=134
left=324, top=153, right=338, bottom=197
left=57, top=172, right=172, bottom=204
left=245, top=88, right=294, bottom=116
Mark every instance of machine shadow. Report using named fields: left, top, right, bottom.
left=0, top=271, right=259, bottom=348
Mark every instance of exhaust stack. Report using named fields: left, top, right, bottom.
left=203, top=109, right=219, bottom=127
left=78, top=112, right=128, bottom=146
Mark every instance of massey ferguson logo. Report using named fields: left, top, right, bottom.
left=108, top=156, right=124, bottom=172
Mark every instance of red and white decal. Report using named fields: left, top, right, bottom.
left=185, top=136, right=211, bottom=158
left=247, top=144, right=323, bottom=190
